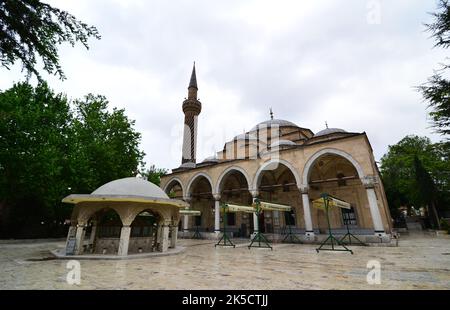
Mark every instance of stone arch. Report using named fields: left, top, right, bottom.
left=302, top=148, right=365, bottom=186
left=186, top=172, right=214, bottom=197
left=77, top=204, right=124, bottom=225
left=163, top=177, right=185, bottom=197
left=252, top=159, right=301, bottom=190
left=215, top=166, right=252, bottom=194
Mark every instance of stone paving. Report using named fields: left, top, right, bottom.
left=0, top=233, right=449, bottom=289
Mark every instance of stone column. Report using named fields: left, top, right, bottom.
left=170, top=224, right=178, bottom=248
left=299, top=185, right=315, bottom=238
left=183, top=215, right=189, bottom=232
left=183, top=197, right=192, bottom=233
left=213, top=194, right=221, bottom=235
left=117, top=225, right=131, bottom=256
left=89, top=221, right=97, bottom=244
left=65, top=225, right=76, bottom=247
left=250, top=190, right=259, bottom=234
left=159, top=223, right=170, bottom=252
left=362, top=178, right=385, bottom=235
left=74, top=224, right=86, bottom=255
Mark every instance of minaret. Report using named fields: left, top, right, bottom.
left=181, top=63, right=202, bottom=165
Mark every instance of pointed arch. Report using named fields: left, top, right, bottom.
left=163, top=177, right=185, bottom=197
left=215, top=166, right=252, bottom=194
left=252, top=159, right=301, bottom=190
left=302, top=148, right=365, bottom=185
left=186, top=172, right=214, bottom=197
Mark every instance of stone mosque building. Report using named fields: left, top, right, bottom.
left=160, top=64, right=393, bottom=242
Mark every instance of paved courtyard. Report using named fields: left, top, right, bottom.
left=0, top=233, right=449, bottom=289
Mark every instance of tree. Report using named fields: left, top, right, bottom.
left=0, top=0, right=100, bottom=81
left=141, top=165, right=168, bottom=186
left=419, top=0, right=450, bottom=137
left=380, top=135, right=450, bottom=227
left=0, top=83, right=144, bottom=238
left=413, top=155, right=440, bottom=228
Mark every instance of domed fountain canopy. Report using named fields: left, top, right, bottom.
left=62, top=177, right=188, bottom=208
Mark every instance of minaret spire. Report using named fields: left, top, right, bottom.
left=187, top=62, right=198, bottom=100
left=181, top=63, right=202, bottom=165
left=189, top=62, right=198, bottom=90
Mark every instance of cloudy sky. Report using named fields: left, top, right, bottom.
left=1, top=0, right=447, bottom=171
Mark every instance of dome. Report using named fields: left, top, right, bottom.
left=270, top=139, right=297, bottom=148
left=92, top=177, right=169, bottom=199
left=179, top=162, right=196, bottom=169
left=250, top=119, right=299, bottom=131
left=233, top=133, right=258, bottom=141
left=202, top=156, right=219, bottom=163
left=314, top=128, right=347, bottom=137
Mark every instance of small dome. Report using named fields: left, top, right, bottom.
left=92, top=177, right=169, bottom=199
left=179, top=162, right=196, bottom=169
left=233, top=133, right=258, bottom=141
left=271, top=139, right=297, bottom=148
left=250, top=119, right=299, bottom=131
left=314, top=128, right=347, bottom=137
left=202, top=156, right=219, bottom=163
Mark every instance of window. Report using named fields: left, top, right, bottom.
left=284, top=210, right=296, bottom=226
left=341, top=207, right=357, bottom=226
left=227, top=213, right=236, bottom=226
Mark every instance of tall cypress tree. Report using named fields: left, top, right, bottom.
left=413, top=155, right=440, bottom=229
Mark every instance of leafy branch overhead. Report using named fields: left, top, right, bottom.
left=419, top=0, right=450, bottom=137
left=0, top=0, right=101, bottom=80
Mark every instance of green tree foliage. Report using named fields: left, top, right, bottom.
left=0, top=83, right=144, bottom=238
left=419, top=0, right=450, bottom=137
left=0, top=0, right=100, bottom=80
left=413, top=155, right=440, bottom=228
left=380, top=135, right=450, bottom=227
left=141, top=165, right=168, bottom=187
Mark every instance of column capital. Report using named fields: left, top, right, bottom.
left=298, top=185, right=309, bottom=194
left=212, top=193, right=221, bottom=201
left=361, top=175, right=378, bottom=189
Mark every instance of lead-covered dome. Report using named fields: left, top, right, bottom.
left=314, top=128, right=347, bottom=137
left=271, top=139, right=297, bottom=148
left=250, top=119, right=299, bottom=131
left=92, top=177, right=169, bottom=199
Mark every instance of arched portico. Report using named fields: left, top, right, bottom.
left=186, top=172, right=214, bottom=197
left=216, top=166, right=252, bottom=194
left=252, top=159, right=301, bottom=191
left=216, top=167, right=253, bottom=237
left=301, top=148, right=385, bottom=235
left=163, top=177, right=185, bottom=198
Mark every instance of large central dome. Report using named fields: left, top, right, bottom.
left=250, top=119, right=299, bottom=131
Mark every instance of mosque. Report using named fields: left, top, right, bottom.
left=62, top=64, right=393, bottom=258
left=160, top=64, right=393, bottom=243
